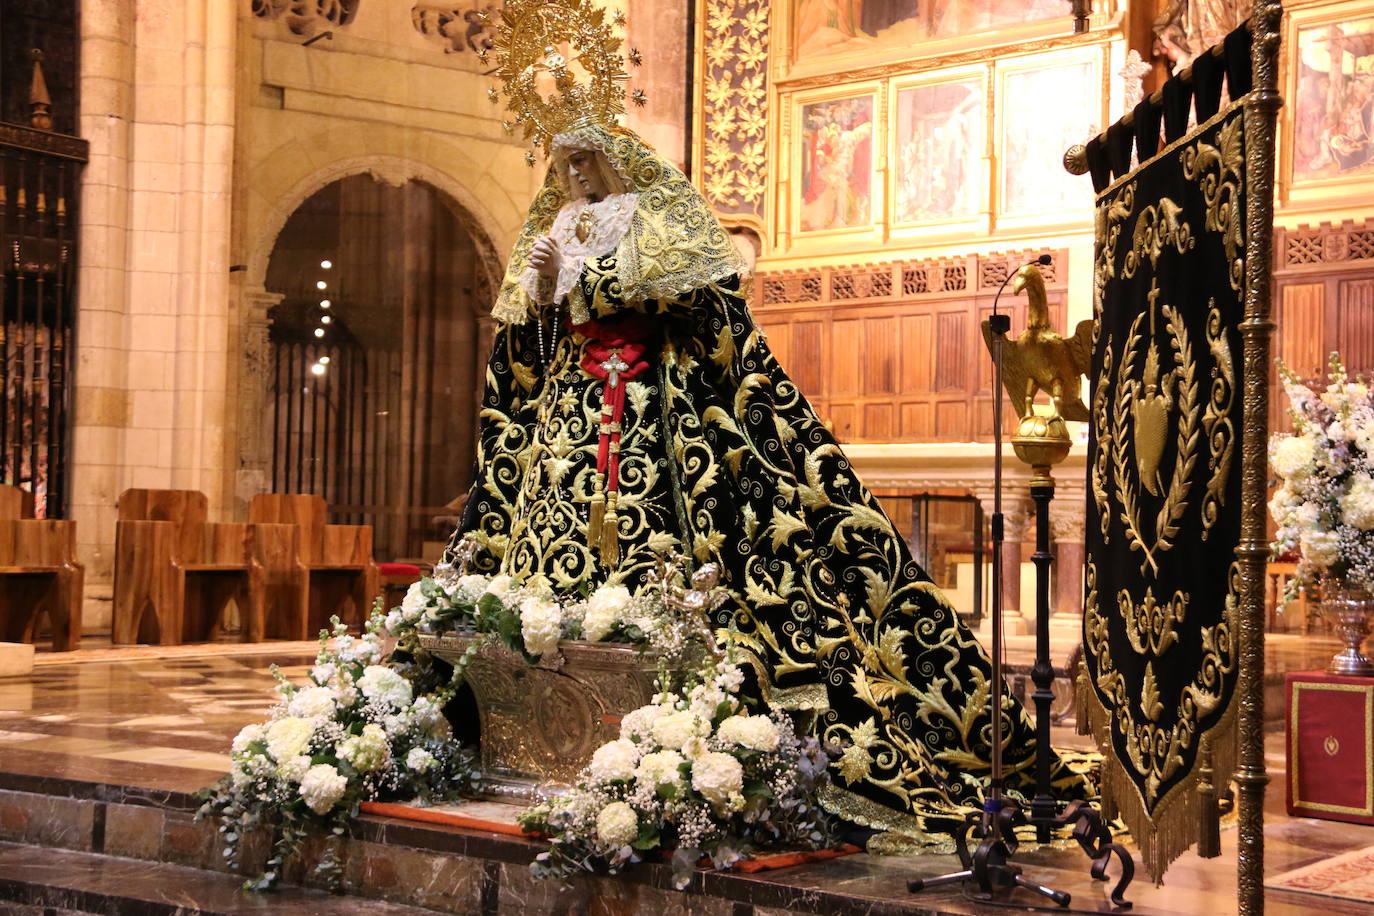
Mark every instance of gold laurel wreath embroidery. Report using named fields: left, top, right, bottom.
left=1110, top=304, right=1200, bottom=576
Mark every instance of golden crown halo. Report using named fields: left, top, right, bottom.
left=481, top=0, right=646, bottom=164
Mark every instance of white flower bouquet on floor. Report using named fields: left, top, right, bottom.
left=1270, top=353, right=1374, bottom=595
left=516, top=637, right=838, bottom=889
left=197, top=617, right=480, bottom=890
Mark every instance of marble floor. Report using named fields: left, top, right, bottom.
left=0, top=634, right=1369, bottom=914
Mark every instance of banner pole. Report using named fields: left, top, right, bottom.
left=1237, top=3, right=1284, bottom=914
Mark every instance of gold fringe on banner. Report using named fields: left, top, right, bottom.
left=1077, top=655, right=1237, bottom=882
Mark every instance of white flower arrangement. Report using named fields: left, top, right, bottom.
left=518, top=644, right=837, bottom=889
left=197, top=617, right=480, bottom=891
left=381, top=539, right=711, bottom=666
left=1270, top=354, right=1374, bottom=596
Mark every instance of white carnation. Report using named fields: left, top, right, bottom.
left=385, top=610, right=404, bottom=633
left=265, top=716, right=315, bottom=763
left=1344, top=475, right=1374, bottom=530
left=454, top=574, right=491, bottom=602
left=299, top=763, right=349, bottom=815
left=588, top=738, right=640, bottom=782
left=356, top=666, right=413, bottom=709
left=519, top=595, right=563, bottom=658
left=278, top=754, right=311, bottom=783
left=652, top=710, right=710, bottom=751
left=338, top=723, right=389, bottom=773
left=287, top=685, right=337, bottom=720
left=715, top=714, right=780, bottom=752
left=231, top=723, right=265, bottom=755
left=691, top=751, right=744, bottom=812
left=620, top=703, right=668, bottom=741
left=406, top=747, right=437, bottom=773
left=1301, top=529, right=1341, bottom=569
left=582, top=585, right=632, bottom=641
left=1272, top=435, right=1317, bottom=480
left=400, top=581, right=427, bottom=622
left=635, top=749, right=686, bottom=787
left=595, top=801, right=639, bottom=847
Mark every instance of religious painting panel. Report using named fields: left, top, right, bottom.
left=891, top=71, right=986, bottom=228
left=790, top=0, right=1069, bottom=69
left=795, top=91, right=876, bottom=234
left=1283, top=2, right=1374, bottom=203
left=997, top=52, right=1102, bottom=223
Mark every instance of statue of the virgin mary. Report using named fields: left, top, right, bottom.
left=449, top=0, right=1088, bottom=850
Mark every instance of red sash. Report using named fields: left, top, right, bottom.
left=572, top=315, right=656, bottom=564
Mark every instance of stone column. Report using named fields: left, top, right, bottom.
left=233, top=288, right=283, bottom=516
left=1048, top=483, right=1087, bottom=661
left=71, top=0, right=137, bottom=630
left=975, top=491, right=1031, bottom=638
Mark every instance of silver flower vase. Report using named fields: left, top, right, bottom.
left=1321, top=578, right=1374, bottom=677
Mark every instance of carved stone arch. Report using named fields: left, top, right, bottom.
left=236, top=153, right=511, bottom=521
left=245, top=154, right=506, bottom=297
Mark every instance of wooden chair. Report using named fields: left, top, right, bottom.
left=0, top=485, right=83, bottom=650
left=113, top=489, right=258, bottom=645
left=248, top=494, right=379, bottom=639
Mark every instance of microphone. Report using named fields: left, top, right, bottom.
left=991, top=253, right=1052, bottom=327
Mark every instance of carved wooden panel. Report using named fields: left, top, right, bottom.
left=1271, top=220, right=1374, bottom=432
left=751, top=248, right=1068, bottom=442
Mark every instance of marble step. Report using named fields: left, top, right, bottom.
left=0, top=840, right=447, bottom=916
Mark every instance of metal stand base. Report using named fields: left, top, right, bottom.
left=907, top=796, right=1133, bottom=909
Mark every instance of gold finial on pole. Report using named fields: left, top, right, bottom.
left=29, top=49, right=53, bottom=131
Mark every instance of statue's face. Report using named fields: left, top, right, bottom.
left=567, top=149, right=609, bottom=202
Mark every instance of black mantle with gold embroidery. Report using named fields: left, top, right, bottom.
left=449, top=245, right=1090, bottom=846
left=1083, top=100, right=1246, bottom=879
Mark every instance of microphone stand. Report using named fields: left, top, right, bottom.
left=908, top=256, right=1133, bottom=909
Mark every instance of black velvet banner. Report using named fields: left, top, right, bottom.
left=1083, top=100, right=1245, bottom=879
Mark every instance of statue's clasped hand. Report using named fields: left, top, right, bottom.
left=529, top=236, right=561, bottom=281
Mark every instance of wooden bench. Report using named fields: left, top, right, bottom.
left=0, top=485, right=83, bottom=650
left=113, top=489, right=259, bottom=645
left=248, top=494, right=379, bottom=639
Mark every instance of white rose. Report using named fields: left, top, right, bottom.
left=1272, top=435, right=1316, bottom=480
left=715, top=714, right=780, bottom=752
left=1301, top=529, right=1341, bottom=569
left=588, top=738, right=640, bottom=782
left=299, top=763, right=349, bottom=815
left=287, top=685, right=337, bottom=720
left=635, top=749, right=686, bottom=788
left=652, top=711, right=709, bottom=751
left=582, top=585, right=632, bottom=641
left=406, top=747, right=437, bottom=773
left=595, top=801, right=639, bottom=847
left=485, top=575, right=518, bottom=606
left=620, top=703, right=668, bottom=741
left=356, top=666, right=414, bottom=709
left=1343, top=475, right=1374, bottom=530
left=231, top=723, right=265, bottom=756
left=691, top=751, right=744, bottom=812
left=265, top=716, right=315, bottom=763
left=400, top=581, right=427, bottom=622
left=519, top=595, right=563, bottom=658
